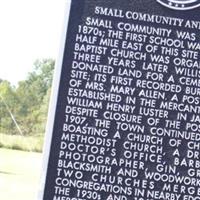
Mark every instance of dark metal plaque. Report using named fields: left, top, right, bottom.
left=40, top=1, right=200, bottom=200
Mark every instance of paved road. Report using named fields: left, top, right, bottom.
left=0, top=148, right=42, bottom=200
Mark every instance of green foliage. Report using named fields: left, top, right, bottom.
left=0, top=134, right=44, bottom=152
left=0, top=81, right=19, bottom=134
left=0, top=58, right=54, bottom=138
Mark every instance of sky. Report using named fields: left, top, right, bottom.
left=0, top=0, right=68, bottom=85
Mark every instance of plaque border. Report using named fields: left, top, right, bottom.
left=37, top=1, right=72, bottom=199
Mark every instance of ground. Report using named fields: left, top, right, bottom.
left=0, top=148, right=42, bottom=200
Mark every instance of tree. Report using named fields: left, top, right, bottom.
left=16, top=58, right=55, bottom=135
left=0, top=59, right=55, bottom=136
left=0, top=81, right=20, bottom=134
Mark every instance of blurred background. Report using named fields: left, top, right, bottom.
left=0, top=0, right=67, bottom=199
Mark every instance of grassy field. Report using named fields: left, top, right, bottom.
left=0, top=148, right=43, bottom=200
left=0, top=134, right=44, bottom=152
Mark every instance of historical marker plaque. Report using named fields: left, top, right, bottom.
left=40, top=0, right=200, bottom=200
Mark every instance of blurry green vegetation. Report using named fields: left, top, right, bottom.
left=0, top=134, right=44, bottom=152
left=0, top=59, right=55, bottom=152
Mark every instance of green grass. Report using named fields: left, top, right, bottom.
left=0, top=148, right=43, bottom=200
left=0, top=133, right=44, bottom=152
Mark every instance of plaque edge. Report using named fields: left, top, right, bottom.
left=36, top=1, right=72, bottom=199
